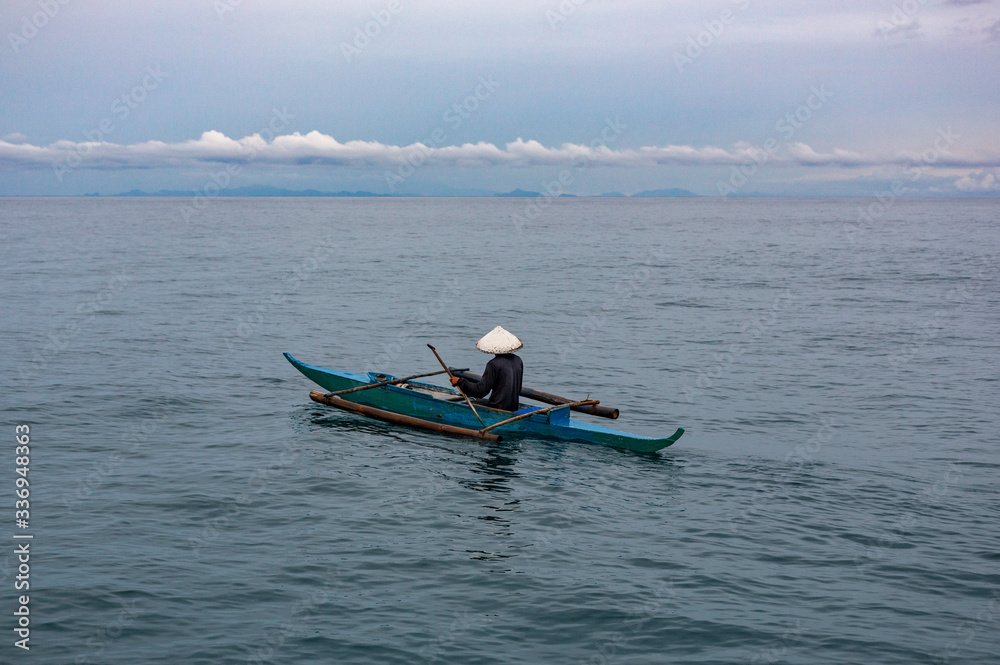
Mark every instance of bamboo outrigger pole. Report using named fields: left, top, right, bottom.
left=449, top=369, right=620, bottom=419
left=310, top=391, right=501, bottom=442
left=427, top=344, right=485, bottom=426
left=478, top=400, right=600, bottom=434
left=324, top=368, right=468, bottom=398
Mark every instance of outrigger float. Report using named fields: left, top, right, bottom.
left=285, top=353, right=684, bottom=453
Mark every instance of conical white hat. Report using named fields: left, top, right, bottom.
left=476, top=326, right=523, bottom=354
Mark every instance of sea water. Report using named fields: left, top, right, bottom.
left=2, top=196, right=998, bottom=664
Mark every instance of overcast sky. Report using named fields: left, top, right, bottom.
left=1, top=0, right=998, bottom=195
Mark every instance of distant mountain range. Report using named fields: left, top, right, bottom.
left=116, top=186, right=385, bottom=197
left=105, top=185, right=702, bottom=197
left=29, top=184, right=1000, bottom=198
left=629, top=188, right=699, bottom=197
left=492, top=188, right=542, bottom=197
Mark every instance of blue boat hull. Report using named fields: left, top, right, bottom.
left=284, top=353, right=683, bottom=453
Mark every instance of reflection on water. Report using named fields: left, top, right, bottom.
left=460, top=443, right=520, bottom=493
left=303, top=407, right=529, bottom=567
left=460, top=443, right=527, bottom=568
left=303, top=406, right=427, bottom=446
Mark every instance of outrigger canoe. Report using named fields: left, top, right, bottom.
left=285, top=353, right=684, bottom=453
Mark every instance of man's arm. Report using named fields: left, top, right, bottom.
left=456, top=361, right=495, bottom=398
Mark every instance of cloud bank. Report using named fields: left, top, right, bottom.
left=3, top=130, right=999, bottom=178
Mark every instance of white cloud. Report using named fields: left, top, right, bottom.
left=954, top=169, right=1000, bottom=191
left=3, top=130, right=999, bottom=174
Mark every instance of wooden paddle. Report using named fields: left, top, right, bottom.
left=427, top=344, right=485, bottom=426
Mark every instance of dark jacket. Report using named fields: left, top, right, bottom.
left=458, top=353, right=523, bottom=412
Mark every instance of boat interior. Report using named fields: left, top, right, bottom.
left=368, top=372, right=533, bottom=414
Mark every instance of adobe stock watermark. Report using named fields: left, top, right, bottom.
left=578, top=580, right=679, bottom=664
left=177, top=106, right=295, bottom=223
left=510, top=116, right=626, bottom=233
left=341, top=0, right=404, bottom=62
left=223, top=233, right=338, bottom=353
left=245, top=577, right=339, bottom=665
left=6, top=0, right=73, bottom=55
left=932, top=590, right=1000, bottom=665
left=716, top=85, right=834, bottom=196
left=877, top=0, right=931, bottom=40
left=545, top=0, right=589, bottom=30
left=60, top=409, right=169, bottom=515
left=853, top=461, right=963, bottom=577
left=383, top=75, right=500, bottom=193
left=728, top=416, right=834, bottom=534
left=674, top=0, right=751, bottom=73
left=843, top=127, right=959, bottom=246
left=361, top=277, right=463, bottom=372
left=53, top=65, right=168, bottom=182
left=386, top=474, right=450, bottom=517
left=556, top=244, right=667, bottom=364
left=18, top=268, right=131, bottom=380
left=418, top=612, right=483, bottom=663
left=750, top=620, right=805, bottom=664
left=214, top=0, right=245, bottom=21
left=886, top=256, right=995, bottom=371
left=189, top=436, right=311, bottom=555
left=74, top=597, right=142, bottom=665
left=681, top=290, right=798, bottom=402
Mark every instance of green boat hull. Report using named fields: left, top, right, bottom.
left=284, top=353, right=683, bottom=453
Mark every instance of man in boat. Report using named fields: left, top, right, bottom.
left=450, top=326, right=524, bottom=412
